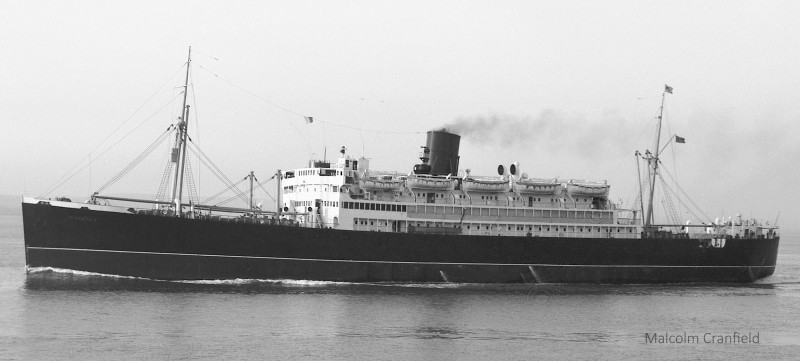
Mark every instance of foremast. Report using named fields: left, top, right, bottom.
left=169, top=47, right=192, bottom=216
left=643, top=85, right=672, bottom=230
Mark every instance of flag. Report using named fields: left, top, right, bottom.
left=304, top=116, right=313, bottom=124
left=675, top=135, right=685, bottom=143
left=664, top=84, right=673, bottom=94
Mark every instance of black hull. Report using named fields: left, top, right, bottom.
left=22, top=202, right=779, bottom=283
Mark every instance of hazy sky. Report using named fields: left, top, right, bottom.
left=2, top=1, right=798, bottom=231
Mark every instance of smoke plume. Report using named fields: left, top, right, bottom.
left=441, top=110, right=638, bottom=159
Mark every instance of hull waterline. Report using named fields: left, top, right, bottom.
left=22, top=202, right=779, bottom=284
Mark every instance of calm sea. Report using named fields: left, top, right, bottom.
left=1, top=197, right=798, bottom=360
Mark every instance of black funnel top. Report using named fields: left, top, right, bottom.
left=425, top=130, right=460, bottom=176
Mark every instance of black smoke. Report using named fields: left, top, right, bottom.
left=440, top=110, right=640, bottom=159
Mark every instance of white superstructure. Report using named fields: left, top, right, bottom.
left=279, top=152, right=641, bottom=239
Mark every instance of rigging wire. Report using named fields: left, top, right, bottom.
left=664, top=118, right=684, bottom=224
left=94, top=125, right=175, bottom=194
left=657, top=174, right=707, bottom=224
left=608, top=122, right=651, bottom=179
left=195, top=63, right=422, bottom=135
left=659, top=165, right=712, bottom=223
left=658, top=175, right=682, bottom=225
left=155, top=153, right=174, bottom=204
left=90, top=63, right=187, bottom=156
left=39, top=92, right=184, bottom=198
left=45, top=62, right=184, bottom=198
left=183, top=156, right=199, bottom=205
left=185, top=140, right=250, bottom=205
left=214, top=191, right=249, bottom=207
left=189, top=71, right=201, bottom=197
left=315, top=119, right=424, bottom=135
left=211, top=174, right=253, bottom=207
left=255, top=175, right=277, bottom=203
left=194, top=63, right=311, bottom=148
left=201, top=177, right=247, bottom=205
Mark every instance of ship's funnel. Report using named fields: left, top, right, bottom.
left=425, top=130, right=460, bottom=176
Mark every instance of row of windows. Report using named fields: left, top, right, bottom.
left=352, top=217, right=635, bottom=234
left=295, top=169, right=343, bottom=177
left=419, top=193, right=594, bottom=203
left=291, top=200, right=339, bottom=208
left=410, top=221, right=633, bottom=233
left=461, top=224, right=633, bottom=233
left=284, top=185, right=340, bottom=194
left=408, top=204, right=613, bottom=219
left=344, top=201, right=407, bottom=212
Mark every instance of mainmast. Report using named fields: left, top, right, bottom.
left=169, top=47, right=192, bottom=216
left=644, top=85, right=672, bottom=228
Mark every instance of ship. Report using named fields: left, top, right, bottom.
left=21, top=50, right=780, bottom=283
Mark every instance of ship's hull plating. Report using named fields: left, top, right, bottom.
left=22, top=202, right=779, bottom=283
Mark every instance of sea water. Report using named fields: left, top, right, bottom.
left=1, top=197, right=799, bottom=360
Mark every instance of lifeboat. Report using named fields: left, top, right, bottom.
left=566, top=180, right=609, bottom=197
left=514, top=178, right=560, bottom=194
left=462, top=177, right=508, bottom=192
left=406, top=175, right=456, bottom=190
left=359, top=176, right=404, bottom=191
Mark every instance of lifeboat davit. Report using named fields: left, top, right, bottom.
left=462, top=177, right=508, bottom=192
left=406, top=175, right=456, bottom=190
left=514, top=178, right=560, bottom=194
left=566, top=180, right=609, bottom=197
left=360, top=176, right=404, bottom=191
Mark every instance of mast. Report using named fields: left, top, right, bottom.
left=635, top=151, right=644, bottom=224
left=249, top=171, right=255, bottom=210
left=644, top=86, right=669, bottom=228
left=276, top=169, right=282, bottom=217
left=170, top=46, right=192, bottom=216
left=175, top=105, right=189, bottom=216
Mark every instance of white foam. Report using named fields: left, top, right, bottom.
left=364, top=282, right=466, bottom=289
left=26, top=266, right=152, bottom=280
left=176, top=278, right=352, bottom=286
left=25, top=268, right=469, bottom=287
